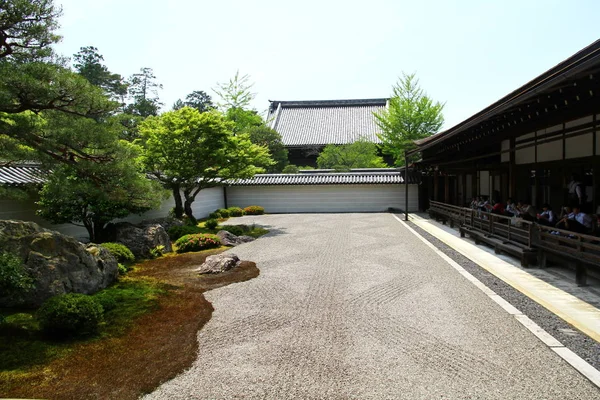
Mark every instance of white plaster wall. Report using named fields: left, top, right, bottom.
left=479, top=171, right=490, bottom=197
left=515, top=132, right=536, bottom=164
left=566, top=133, right=593, bottom=159
left=501, top=140, right=510, bottom=163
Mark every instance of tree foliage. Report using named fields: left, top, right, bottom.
left=73, top=46, right=127, bottom=100
left=317, top=137, right=387, bottom=171
left=37, top=140, right=165, bottom=242
left=140, top=107, right=272, bottom=219
left=374, top=72, right=444, bottom=165
left=246, top=125, right=288, bottom=173
left=213, top=70, right=255, bottom=111
left=0, top=0, right=62, bottom=61
left=173, top=90, right=214, bottom=113
left=125, top=67, right=162, bottom=117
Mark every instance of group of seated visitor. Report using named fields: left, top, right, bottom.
left=468, top=195, right=595, bottom=235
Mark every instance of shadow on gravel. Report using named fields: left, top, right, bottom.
left=3, top=249, right=260, bottom=400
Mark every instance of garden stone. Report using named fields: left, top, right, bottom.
left=197, top=253, right=241, bottom=274
left=0, top=220, right=118, bottom=307
left=217, top=230, right=255, bottom=246
left=105, top=222, right=172, bottom=259
left=141, top=217, right=183, bottom=233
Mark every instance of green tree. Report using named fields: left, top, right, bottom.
left=374, top=72, right=444, bottom=165
left=246, top=125, right=288, bottom=173
left=73, top=46, right=128, bottom=101
left=225, top=107, right=263, bottom=134
left=37, top=140, right=165, bottom=242
left=317, top=137, right=387, bottom=171
left=140, top=107, right=272, bottom=219
left=213, top=70, right=255, bottom=111
left=0, top=0, right=61, bottom=61
left=173, top=90, right=214, bottom=112
left=125, top=67, right=163, bottom=117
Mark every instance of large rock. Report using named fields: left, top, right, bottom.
left=197, top=254, right=241, bottom=274
left=0, top=220, right=118, bottom=307
left=105, top=222, right=172, bottom=259
left=217, top=230, right=255, bottom=247
left=140, top=217, right=183, bottom=233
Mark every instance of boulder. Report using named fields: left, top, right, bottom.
left=140, top=217, right=183, bottom=233
left=197, top=253, right=241, bottom=274
left=105, top=222, right=172, bottom=259
left=0, top=220, right=118, bottom=307
left=217, top=230, right=255, bottom=247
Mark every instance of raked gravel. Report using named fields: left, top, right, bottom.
left=145, top=213, right=600, bottom=399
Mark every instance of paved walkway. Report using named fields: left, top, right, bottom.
left=146, top=214, right=600, bottom=399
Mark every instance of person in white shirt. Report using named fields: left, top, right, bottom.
left=567, top=174, right=586, bottom=207
left=536, top=203, right=555, bottom=227
left=556, top=205, right=592, bottom=234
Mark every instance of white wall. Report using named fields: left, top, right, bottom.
left=226, top=184, right=419, bottom=213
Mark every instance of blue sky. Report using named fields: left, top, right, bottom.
left=54, top=0, right=599, bottom=130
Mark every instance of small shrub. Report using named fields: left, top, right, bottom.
left=208, top=211, right=221, bottom=219
left=149, top=245, right=166, bottom=259
left=219, top=225, right=246, bottom=236
left=101, top=243, right=135, bottom=263
left=175, top=234, right=221, bottom=253
left=117, top=263, right=128, bottom=276
left=37, top=293, right=104, bottom=338
left=243, top=205, right=265, bottom=215
left=217, top=208, right=230, bottom=218
left=205, top=219, right=219, bottom=230
left=282, top=164, right=299, bottom=174
left=0, top=251, right=34, bottom=299
left=182, top=215, right=197, bottom=226
left=94, top=291, right=118, bottom=312
left=168, top=225, right=202, bottom=241
left=227, top=207, right=244, bottom=217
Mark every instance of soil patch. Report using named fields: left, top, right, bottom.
left=1, top=249, right=259, bottom=400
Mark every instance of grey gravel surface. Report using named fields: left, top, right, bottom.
left=145, top=213, right=600, bottom=399
left=406, top=219, right=600, bottom=371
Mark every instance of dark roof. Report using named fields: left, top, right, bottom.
left=267, top=98, right=388, bottom=146
left=412, top=39, right=600, bottom=154
left=0, top=165, right=48, bottom=186
left=227, top=169, right=418, bottom=186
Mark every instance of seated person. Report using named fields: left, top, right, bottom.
left=469, top=197, right=480, bottom=209
left=519, top=201, right=537, bottom=222
left=555, top=205, right=592, bottom=234
left=505, top=198, right=518, bottom=217
left=490, top=199, right=505, bottom=215
left=478, top=197, right=490, bottom=211
left=536, top=203, right=555, bottom=226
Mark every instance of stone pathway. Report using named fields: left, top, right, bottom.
left=145, top=213, right=600, bottom=399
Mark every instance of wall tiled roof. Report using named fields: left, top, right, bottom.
left=268, top=99, right=388, bottom=146
left=228, top=170, right=418, bottom=186
left=0, top=165, right=48, bottom=186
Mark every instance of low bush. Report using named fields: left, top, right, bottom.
left=174, top=234, right=221, bottom=253
left=282, top=164, right=299, bottom=174
left=182, top=215, right=197, bottom=226
left=205, top=219, right=219, bottom=230
left=243, top=205, right=265, bottom=215
left=168, top=225, right=203, bottom=241
left=217, top=208, right=230, bottom=218
left=208, top=211, right=221, bottom=219
left=101, top=243, right=135, bottom=263
left=37, top=293, right=104, bottom=338
left=219, top=225, right=246, bottom=236
left=0, top=251, right=34, bottom=300
left=227, top=207, right=244, bottom=217
left=117, top=263, right=128, bottom=276
left=149, top=245, right=166, bottom=259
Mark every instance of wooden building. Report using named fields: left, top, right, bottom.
left=267, top=98, right=390, bottom=166
left=411, top=39, right=600, bottom=214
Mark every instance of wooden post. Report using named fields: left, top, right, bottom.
left=434, top=170, right=439, bottom=201
left=509, top=137, right=516, bottom=198
left=444, top=174, right=450, bottom=203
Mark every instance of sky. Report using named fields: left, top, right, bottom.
left=53, top=0, right=600, bottom=130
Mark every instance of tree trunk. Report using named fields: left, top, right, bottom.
left=184, top=199, right=194, bottom=220
left=83, top=219, right=95, bottom=243
left=172, top=186, right=184, bottom=218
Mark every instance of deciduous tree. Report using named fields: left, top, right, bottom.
left=316, top=137, right=388, bottom=171
left=246, top=125, right=288, bottom=173
left=374, top=73, right=444, bottom=165
left=213, top=70, right=255, bottom=111
left=140, top=107, right=272, bottom=219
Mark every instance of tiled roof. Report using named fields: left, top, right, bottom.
left=0, top=165, right=48, bottom=186
left=267, top=98, right=388, bottom=146
left=227, top=170, right=418, bottom=186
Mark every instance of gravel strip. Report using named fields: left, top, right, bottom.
left=406, top=220, right=600, bottom=370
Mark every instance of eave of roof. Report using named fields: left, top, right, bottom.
left=411, top=38, right=600, bottom=154
left=0, top=165, right=48, bottom=186
left=227, top=170, right=418, bottom=186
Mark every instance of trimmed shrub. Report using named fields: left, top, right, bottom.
left=149, top=245, right=165, bottom=259
left=243, top=205, right=265, bottom=215
left=37, top=293, right=104, bottom=338
left=182, top=215, right=197, bottom=226
left=168, top=225, right=202, bottom=241
left=205, top=219, right=219, bottom=230
left=208, top=211, right=221, bottom=219
left=217, top=208, right=230, bottom=218
left=117, top=263, right=128, bottom=276
left=282, top=164, right=299, bottom=174
left=219, top=225, right=248, bottom=237
left=0, top=251, right=34, bottom=299
left=174, top=234, right=221, bottom=253
left=101, top=242, right=135, bottom=263
left=227, top=207, right=244, bottom=217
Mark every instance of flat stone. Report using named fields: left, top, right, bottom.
left=197, top=254, right=241, bottom=274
